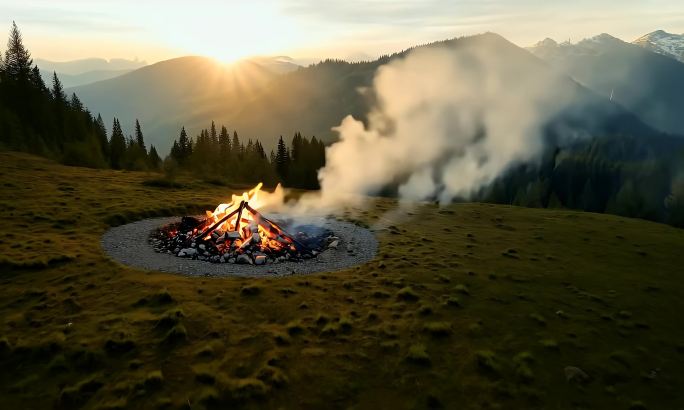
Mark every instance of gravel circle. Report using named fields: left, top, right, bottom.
left=101, top=215, right=378, bottom=278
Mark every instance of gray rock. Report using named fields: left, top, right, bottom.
left=254, top=255, right=267, bottom=265
left=236, top=254, right=252, bottom=265
left=328, top=240, right=339, bottom=249
left=199, top=244, right=206, bottom=251
left=179, top=248, right=197, bottom=257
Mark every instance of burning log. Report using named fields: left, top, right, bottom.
left=152, top=183, right=332, bottom=265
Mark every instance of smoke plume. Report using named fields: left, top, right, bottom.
left=297, top=36, right=584, bottom=212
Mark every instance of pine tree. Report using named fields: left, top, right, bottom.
left=210, top=121, right=218, bottom=145
left=232, top=131, right=241, bottom=159
left=170, top=140, right=181, bottom=162
left=30, top=65, right=45, bottom=90
left=52, top=71, right=66, bottom=102
left=219, top=125, right=231, bottom=156
left=109, top=118, right=127, bottom=169
left=148, top=145, right=161, bottom=170
left=95, top=114, right=108, bottom=157
left=275, top=136, right=289, bottom=180
left=134, top=119, right=145, bottom=149
left=3, top=22, right=32, bottom=81
left=177, top=126, right=192, bottom=164
left=254, top=141, right=266, bottom=159
left=70, top=93, right=83, bottom=111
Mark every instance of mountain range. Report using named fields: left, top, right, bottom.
left=35, top=57, right=147, bottom=88
left=527, top=31, right=684, bottom=136
left=65, top=30, right=684, bottom=154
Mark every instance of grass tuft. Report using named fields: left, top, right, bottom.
left=59, top=376, right=104, bottom=407
left=423, top=322, right=452, bottom=337
left=397, top=287, right=419, bottom=302
left=475, top=350, right=501, bottom=376
left=162, top=324, right=187, bottom=345
left=144, top=370, right=164, bottom=389
left=405, top=343, right=431, bottom=365
left=240, top=284, right=261, bottom=296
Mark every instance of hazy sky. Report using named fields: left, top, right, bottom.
left=1, top=0, right=682, bottom=64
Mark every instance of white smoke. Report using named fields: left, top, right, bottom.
left=295, top=37, right=582, bottom=213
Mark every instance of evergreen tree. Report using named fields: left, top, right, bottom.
left=275, top=136, right=289, bottom=180
left=3, top=21, right=32, bottom=81
left=232, top=131, right=240, bottom=158
left=70, top=93, right=83, bottom=111
left=175, top=126, right=192, bottom=165
left=148, top=145, right=162, bottom=170
left=219, top=125, right=231, bottom=157
left=95, top=114, right=108, bottom=157
left=52, top=71, right=66, bottom=102
left=109, top=118, right=126, bottom=169
left=170, top=140, right=181, bottom=162
left=210, top=121, right=218, bottom=145
left=134, top=119, right=145, bottom=149
left=30, top=65, right=46, bottom=90
left=0, top=22, right=109, bottom=168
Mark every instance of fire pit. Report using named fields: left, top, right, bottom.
left=101, top=184, right=378, bottom=277
left=151, top=183, right=332, bottom=265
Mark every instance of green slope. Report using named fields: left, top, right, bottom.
left=0, top=152, right=683, bottom=409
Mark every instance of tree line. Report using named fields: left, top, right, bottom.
left=167, top=122, right=325, bottom=189
left=0, top=22, right=161, bottom=171
left=477, top=135, right=684, bottom=228
left=0, top=22, right=325, bottom=188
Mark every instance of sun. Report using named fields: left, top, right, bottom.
left=164, top=2, right=302, bottom=64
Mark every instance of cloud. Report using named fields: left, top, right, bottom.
left=281, top=0, right=518, bottom=27
left=1, top=3, right=142, bottom=34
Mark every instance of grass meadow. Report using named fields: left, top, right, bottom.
left=1, top=152, right=683, bottom=409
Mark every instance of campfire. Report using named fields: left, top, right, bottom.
left=151, top=183, right=336, bottom=265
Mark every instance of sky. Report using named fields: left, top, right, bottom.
left=0, top=0, right=682, bottom=64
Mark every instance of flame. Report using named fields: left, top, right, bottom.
left=202, top=183, right=289, bottom=252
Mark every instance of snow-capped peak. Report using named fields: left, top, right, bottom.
left=632, top=30, right=684, bottom=63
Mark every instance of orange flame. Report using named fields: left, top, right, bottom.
left=204, top=183, right=288, bottom=251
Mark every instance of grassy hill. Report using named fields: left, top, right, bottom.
left=1, top=152, right=683, bottom=409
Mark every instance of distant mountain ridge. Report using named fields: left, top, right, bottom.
left=72, top=33, right=680, bottom=155
left=528, top=33, right=684, bottom=136
left=633, top=30, right=684, bottom=62
left=69, top=56, right=296, bottom=151
left=35, top=57, right=147, bottom=88
left=35, top=57, right=146, bottom=75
